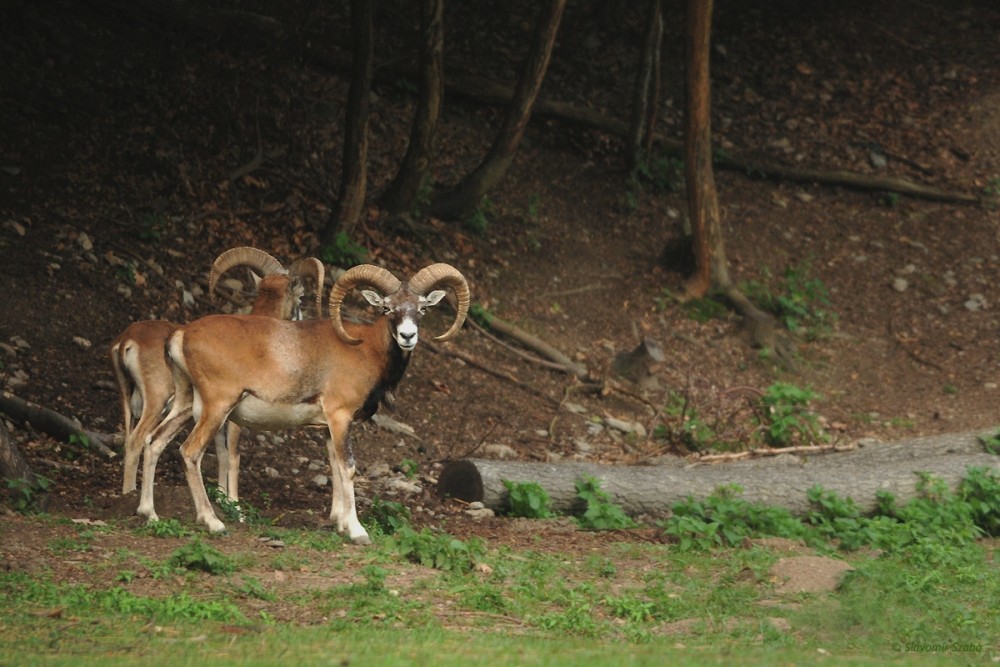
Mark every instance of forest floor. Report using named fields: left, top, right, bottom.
left=1, top=0, right=999, bottom=613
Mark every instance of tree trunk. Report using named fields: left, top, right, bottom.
left=437, top=430, right=1000, bottom=518
left=320, top=0, right=374, bottom=245
left=626, top=0, right=664, bottom=173
left=0, top=419, right=34, bottom=483
left=430, top=0, right=566, bottom=221
left=380, top=0, right=444, bottom=215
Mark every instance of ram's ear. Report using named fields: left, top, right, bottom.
left=422, top=290, right=447, bottom=307
left=250, top=271, right=263, bottom=288
left=360, top=289, right=384, bottom=307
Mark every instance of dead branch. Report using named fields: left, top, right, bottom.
left=422, top=340, right=561, bottom=406
left=475, top=313, right=590, bottom=379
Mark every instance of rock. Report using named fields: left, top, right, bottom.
left=76, top=231, right=93, bottom=251
left=964, top=293, right=987, bottom=311
left=384, top=477, right=422, bottom=495
left=604, top=416, right=647, bottom=438
left=312, top=474, right=329, bottom=488
left=891, top=278, right=908, bottom=292
left=72, top=336, right=92, bottom=349
left=480, top=443, right=518, bottom=460
left=465, top=507, right=495, bottom=520
left=264, top=466, right=279, bottom=478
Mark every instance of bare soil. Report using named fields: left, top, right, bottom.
left=1, top=0, right=998, bottom=617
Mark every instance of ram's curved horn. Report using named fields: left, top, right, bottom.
left=208, top=247, right=286, bottom=298
left=408, top=263, right=470, bottom=342
left=328, top=265, right=402, bottom=345
left=290, top=257, right=326, bottom=317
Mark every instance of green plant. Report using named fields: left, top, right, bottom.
left=574, top=476, right=636, bottom=531
left=362, top=496, right=411, bottom=536
left=319, top=231, right=368, bottom=267
left=662, top=485, right=810, bottom=551
left=984, top=176, right=1000, bottom=196
left=757, top=382, right=825, bottom=446
left=138, top=517, right=192, bottom=538
left=502, top=480, right=556, bottom=519
left=168, top=537, right=236, bottom=575
left=390, top=526, right=485, bottom=572
left=978, top=430, right=1000, bottom=455
left=681, top=295, right=729, bottom=323
left=115, top=262, right=137, bottom=285
left=635, top=153, right=684, bottom=193
left=236, top=576, right=276, bottom=601
left=206, top=482, right=266, bottom=525
left=877, top=191, right=901, bottom=207
left=7, top=474, right=52, bottom=514
left=469, top=302, right=493, bottom=327
left=742, top=263, right=836, bottom=338
left=137, top=212, right=167, bottom=243
left=398, top=458, right=419, bottom=479
left=464, top=197, right=493, bottom=234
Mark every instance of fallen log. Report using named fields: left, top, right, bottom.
left=437, top=429, right=1000, bottom=517
left=0, top=392, right=117, bottom=459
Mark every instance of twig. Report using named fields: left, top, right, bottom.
left=690, top=442, right=858, bottom=464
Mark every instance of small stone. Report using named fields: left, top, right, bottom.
left=264, top=466, right=279, bottom=478
left=384, top=478, right=422, bottom=495
left=312, top=474, right=329, bottom=488
left=964, top=294, right=987, bottom=311
left=891, top=278, right=908, bottom=292
left=72, top=336, right=92, bottom=349
left=76, top=231, right=93, bottom=251
left=465, top=507, right=495, bottom=520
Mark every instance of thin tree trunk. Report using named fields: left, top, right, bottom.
left=381, top=0, right=444, bottom=214
left=320, top=0, right=374, bottom=245
left=430, top=0, right=566, bottom=221
left=682, top=0, right=723, bottom=298
left=626, top=0, right=663, bottom=172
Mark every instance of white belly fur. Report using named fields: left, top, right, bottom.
left=230, top=395, right=326, bottom=431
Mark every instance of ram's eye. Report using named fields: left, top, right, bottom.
left=383, top=306, right=392, bottom=315
left=418, top=306, right=427, bottom=314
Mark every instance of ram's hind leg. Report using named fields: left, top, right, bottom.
left=324, top=411, right=370, bottom=545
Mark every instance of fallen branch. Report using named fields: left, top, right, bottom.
left=423, top=340, right=561, bottom=406
left=437, top=429, right=1000, bottom=517
left=474, top=313, right=590, bottom=379
left=0, top=392, right=117, bottom=459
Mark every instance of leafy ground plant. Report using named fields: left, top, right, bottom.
left=168, top=537, right=236, bottom=575
left=503, top=479, right=556, bottom=519
left=757, top=381, right=825, bottom=446
left=575, top=475, right=637, bottom=530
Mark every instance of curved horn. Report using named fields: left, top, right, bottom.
left=408, top=263, right=471, bottom=342
left=209, top=247, right=286, bottom=297
left=328, top=264, right=402, bottom=345
left=291, top=257, right=326, bottom=317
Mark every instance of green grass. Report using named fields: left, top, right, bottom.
left=2, top=468, right=999, bottom=665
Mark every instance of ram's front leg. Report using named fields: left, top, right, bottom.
left=325, top=412, right=370, bottom=545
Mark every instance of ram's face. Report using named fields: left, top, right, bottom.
left=362, top=288, right=447, bottom=352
